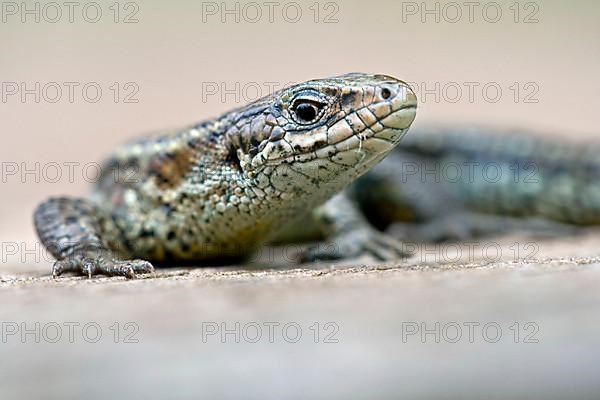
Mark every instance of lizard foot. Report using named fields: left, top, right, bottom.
left=52, top=249, right=154, bottom=279
left=301, top=227, right=408, bottom=262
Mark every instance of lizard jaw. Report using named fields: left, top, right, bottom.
left=250, top=82, right=418, bottom=170
left=247, top=104, right=417, bottom=199
left=261, top=105, right=417, bottom=168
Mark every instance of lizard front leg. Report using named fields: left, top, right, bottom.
left=34, top=197, right=154, bottom=278
left=303, top=191, right=407, bottom=262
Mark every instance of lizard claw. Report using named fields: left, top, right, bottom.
left=83, top=259, right=95, bottom=279
left=50, top=250, right=154, bottom=279
left=52, top=260, right=66, bottom=279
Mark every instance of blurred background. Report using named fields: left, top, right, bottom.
left=1, top=0, right=600, bottom=398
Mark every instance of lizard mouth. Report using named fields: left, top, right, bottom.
left=255, top=104, right=417, bottom=169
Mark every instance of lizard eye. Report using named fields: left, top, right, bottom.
left=291, top=99, right=325, bottom=124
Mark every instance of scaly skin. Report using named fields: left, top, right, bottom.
left=351, top=127, right=600, bottom=242
left=34, top=73, right=418, bottom=278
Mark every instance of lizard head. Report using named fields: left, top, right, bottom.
left=223, top=73, right=417, bottom=205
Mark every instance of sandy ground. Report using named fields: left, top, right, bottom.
left=2, top=233, right=600, bottom=399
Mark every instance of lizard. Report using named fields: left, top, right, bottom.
left=34, top=73, right=419, bottom=278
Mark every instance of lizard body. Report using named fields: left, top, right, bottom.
left=351, top=128, right=600, bottom=243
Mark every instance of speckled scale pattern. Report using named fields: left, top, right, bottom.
left=359, top=128, right=600, bottom=226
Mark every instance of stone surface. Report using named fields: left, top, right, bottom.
left=2, top=234, right=600, bottom=399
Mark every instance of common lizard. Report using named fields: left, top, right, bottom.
left=34, top=73, right=418, bottom=278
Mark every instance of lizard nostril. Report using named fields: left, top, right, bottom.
left=381, top=87, right=392, bottom=100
